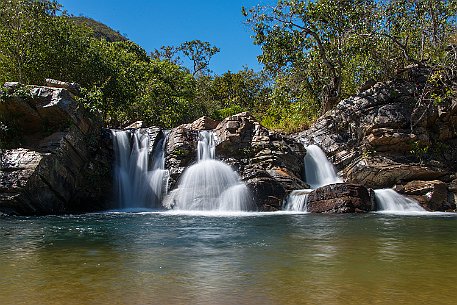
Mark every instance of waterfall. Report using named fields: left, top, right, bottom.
left=283, top=189, right=312, bottom=212
left=198, top=130, right=215, bottom=160
left=284, top=144, right=342, bottom=212
left=166, top=130, right=254, bottom=211
left=112, top=130, right=169, bottom=210
left=304, top=144, right=342, bottom=188
left=374, top=189, right=425, bottom=212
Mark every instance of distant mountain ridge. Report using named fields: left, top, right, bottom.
left=70, top=16, right=127, bottom=42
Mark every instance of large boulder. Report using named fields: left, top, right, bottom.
left=295, top=78, right=457, bottom=211
left=0, top=83, right=112, bottom=215
left=307, top=183, right=374, bottom=213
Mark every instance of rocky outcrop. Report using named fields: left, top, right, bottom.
left=295, top=78, right=457, bottom=211
left=394, top=180, right=456, bottom=211
left=0, top=82, right=112, bottom=215
left=215, top=113, right=308, bottom=211
left=306, top=183, right=374, bottom=213
left=165, top=112, right=308, bottom=211
left=165, top=125, right=199, bottom=190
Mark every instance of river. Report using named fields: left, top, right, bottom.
left=1, top=212, right=456, bottom=305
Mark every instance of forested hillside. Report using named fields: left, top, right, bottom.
left=0, top=0, right=456, bottom=133
left=70, top=16, right=127, bottom=42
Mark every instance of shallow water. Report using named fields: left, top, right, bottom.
left=1, top=212, right=456, bottom=305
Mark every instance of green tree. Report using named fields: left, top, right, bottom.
left=178, top=40, right=220, bottom=76
left=191, top=68, right=271, bottom=120
left=137, top=60, right=200, bottom=128
left=375, top=0, right=457, bottom=72
left=154, top=40, right=220, bottom=77
left=245, top=0, right=378, bottom=111
left=245, top=0, right=456, bottom=114
left=0, top=0, right=61, bottom=83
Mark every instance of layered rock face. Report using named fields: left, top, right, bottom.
left=166, top=113, right=308, bottom=211
left=0, top=82, right=112, bottom=215
left=295, top=78, right=457, bottom=211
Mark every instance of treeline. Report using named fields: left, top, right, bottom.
left=246, top=0, right=457, bottom=113
left=0, top=0, right=456, bottom=132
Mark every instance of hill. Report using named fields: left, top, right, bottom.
left=70, top=16, right=127, bottom=42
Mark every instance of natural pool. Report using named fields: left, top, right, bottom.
left=1, top=212, right=456, bottom=305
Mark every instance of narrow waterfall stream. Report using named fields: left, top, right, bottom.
left=304, top=145, right=342, bottom=188
left=166, top=131, right=253, bottom=211
left=374, top=189, right=425, bottom=213
left=284, top=144, right=341, bottom=212
left=111, top=130, right=169, bottom=210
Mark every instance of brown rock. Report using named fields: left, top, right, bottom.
left=165, top=125, right=198, bottom=189
left=125, top=121, right=143, bottom=129
left=307, top=183, right=373, bottom=213
left=184, top=116, right=219, bottom=131
left=396, top=180, right=455, bottom=211
left=345, top=156, right=448, bottom=189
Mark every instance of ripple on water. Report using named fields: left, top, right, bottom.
left=0, top=212, right=456, bottom=305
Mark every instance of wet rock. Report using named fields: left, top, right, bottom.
left=215, top=112, right=308, bottom=210
left=449, top=177, right=457, bottom=210
left=307, top=183, right=373, bottom=213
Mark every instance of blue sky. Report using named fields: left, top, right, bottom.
left=59, top=0, right=277, bottom=75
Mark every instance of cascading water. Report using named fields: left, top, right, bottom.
left=304, top=144, right=342, bottom=188
left=374, top=189, right=425, bottom=213
left=284, top=144, right=342, bottom=212
left=284, top=189, right=312, bottom=212
left=112, top=130, right=169, bottom=210
left=166, top=130, right=254, bottom=211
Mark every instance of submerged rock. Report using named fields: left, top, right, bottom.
left=307, top=183, right=373, bottom=213
left=0, top=83, right=112, bottom=215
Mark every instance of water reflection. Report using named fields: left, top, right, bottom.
left=0, top=213, right=457, bottom=305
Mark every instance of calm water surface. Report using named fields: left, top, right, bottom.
left=1, top=212, right=456, bottom=305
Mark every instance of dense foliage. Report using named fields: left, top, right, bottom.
left=245, top=0, right=457, bottom=115
left=0, top=0, right=455, bottom=133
